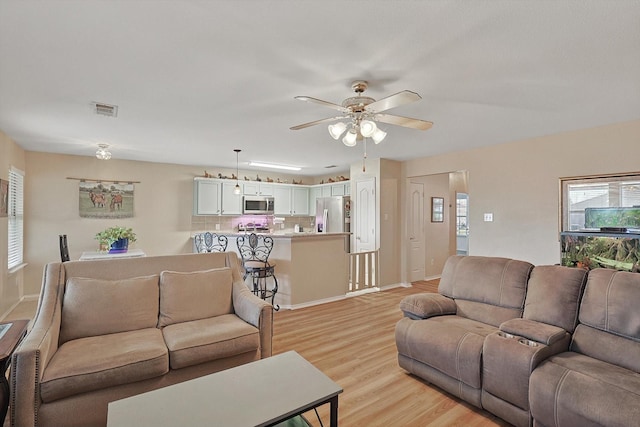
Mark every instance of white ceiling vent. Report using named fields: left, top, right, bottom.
left=92, top=102, right=118, bottom=117
left=325, top=165, right=337, bottom=169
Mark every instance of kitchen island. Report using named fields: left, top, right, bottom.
left=193, top=231, right=350, bottom=309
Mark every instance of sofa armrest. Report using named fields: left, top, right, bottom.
left=500, top=318, right=568, bottom=346
left=399, top=293, right=456, bottom=320
left=232, top=281, right=273, bottom=358
left=11, top=263, right=64, bottom=427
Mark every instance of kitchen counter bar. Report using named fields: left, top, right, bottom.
left=192, top=231, right=350, bottom=308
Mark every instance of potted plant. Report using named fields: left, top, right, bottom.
left=95, top=226, right=137, bottom=253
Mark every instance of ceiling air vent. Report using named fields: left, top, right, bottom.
left=92, top=102, right=118, bottom=117
left=325, top=165, right=337, bottom=169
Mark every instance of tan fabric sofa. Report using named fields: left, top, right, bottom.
left=11, top=252, right=273, bottom=427
left=397, top=255, right=640, bottom=427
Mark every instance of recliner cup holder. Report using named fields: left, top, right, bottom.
left=497, top=331, right=516, bottom=339
left=518, top=338, right=539, bottom=347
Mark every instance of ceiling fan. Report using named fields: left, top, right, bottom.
left=290, top=80, right=433, bottom=147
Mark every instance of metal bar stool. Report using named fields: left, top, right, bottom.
left=194, top=232, right=228, bottom=253
left=236, top=233, right=279, bottom=310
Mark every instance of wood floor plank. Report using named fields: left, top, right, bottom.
left=272, top=281, right=511, bottom=427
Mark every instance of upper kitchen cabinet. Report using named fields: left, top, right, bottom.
left=220, top=181, right=242, bottom=215
left=274, top=185, right=310, bottom=216
left=243, top=182, right=274, bottom=196
left=193, top=178, right=242, bottom=215
left=330, top=182, right=350, bottom=196
left=194, top=178, right=221, bottom=215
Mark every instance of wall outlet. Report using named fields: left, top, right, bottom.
left=484, top=213, right=494, bottom=222
left=215, top=223, right=220, bottom=230
left=280, top=223, right=284, bottom=229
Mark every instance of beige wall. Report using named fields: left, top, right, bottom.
left=0, top=130, right=26, bottom=316
left=402, top=119, right=640, bottom=281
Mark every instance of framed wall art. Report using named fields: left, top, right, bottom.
left=431, top=197, right=444, bottom=222
left=79, top=181, right=134, bottom=219
left=0, top=179, right=8, bottom=217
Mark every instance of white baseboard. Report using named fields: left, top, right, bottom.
left=278, top=294, right=348, bottom=310
left=423, top=275, right=441, bottom=281
left=0, top=294, right=39, bottom=321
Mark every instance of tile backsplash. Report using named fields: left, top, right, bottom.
left=191, top=215, right=316, bottom=233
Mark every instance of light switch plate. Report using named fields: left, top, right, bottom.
left=484, top=213, right=494, bottom=222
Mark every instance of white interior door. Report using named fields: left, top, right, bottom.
left=409, top=181, right=425, bottom=282
left=354, top=178, right=376, bottom=252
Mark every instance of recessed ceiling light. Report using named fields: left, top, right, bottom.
left=248, top=161, right=301, bottom=171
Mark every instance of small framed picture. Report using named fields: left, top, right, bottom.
left=431, top=197, right=444, bottom=222
left=0, top=179, right=8, bottom=217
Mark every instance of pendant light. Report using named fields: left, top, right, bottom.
left=233, top=149, right=241, bottom=195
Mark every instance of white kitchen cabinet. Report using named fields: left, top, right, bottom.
left=308, top=186, right=322, bottom=216
left=194, top=178, right=241, bottom=215
left=273, top=186, right=292, bottom=215
left=243, top=182, right=274, bottom=196
left=331, top=182, right=350, bottom=196
left=193, top=179, right=221, bottom=215
left=292, top=186, right=310, bottom=215
left=221, top=182, right=242, bottom=215
left=321, top=185, right=332, bottom=197
left=274, top=185, right=309, bottom=216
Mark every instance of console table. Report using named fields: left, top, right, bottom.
left=0, top=320, right=29, bottom=425
left=79, top=249, right=146, bottom=261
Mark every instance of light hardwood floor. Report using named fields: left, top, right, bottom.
left=3, top=282, right=511, bottom=427
left=272, top=281, right=510, bottom=427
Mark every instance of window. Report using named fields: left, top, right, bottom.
left=561, top=173, right=640, bottom=231
left=456, top=193, right=469, bottom=236
left=8, top=167, right=24, bottom=269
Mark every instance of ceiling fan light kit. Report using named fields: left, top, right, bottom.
left=328, top=122, right=347, bottom=140
left=291, top=79, right=432, bottom=151
left=342, top=129, right=358, bottom=147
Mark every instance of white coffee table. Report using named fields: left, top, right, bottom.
left=107, top=351, right=343, bottom=427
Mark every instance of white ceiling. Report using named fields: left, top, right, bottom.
left=1, top=1, right=639, bottom=176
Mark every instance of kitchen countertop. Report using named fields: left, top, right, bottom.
left=191, top=231, right=350, bottom=239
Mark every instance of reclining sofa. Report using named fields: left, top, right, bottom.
left=11, top=252, right=273, bottom=427
left=396, top=255, right=640, bottom=427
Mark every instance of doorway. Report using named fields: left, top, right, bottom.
left=407, top=171, right=468, bottom=281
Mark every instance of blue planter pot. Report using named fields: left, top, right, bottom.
left=109, top=238, right=129, bottom=254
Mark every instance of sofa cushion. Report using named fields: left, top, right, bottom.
left=523, top=265, right=587, bottom=333
left=395, top=315, right=497, bottom=389
left=158, top=267, right=234, bottom=328
left=579, top=268, right=640, bottom=340
left=438, top=256, right=533, bottom=326
left=41, top=328, right=168, bottom=403
left=60, top=275, right=160, bottom=344
left=530, top=352, right=640, bottom=427
left=162, top=314, right=259, bottom=370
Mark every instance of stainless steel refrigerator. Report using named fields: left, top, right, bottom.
left=316, top=196, right=351, bottom=250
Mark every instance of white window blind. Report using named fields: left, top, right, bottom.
left=8, top=167, right=24, bottom=269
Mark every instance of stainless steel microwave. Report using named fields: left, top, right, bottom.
left=243, top=196, right=275, bottom=215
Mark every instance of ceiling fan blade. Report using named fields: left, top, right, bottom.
left=290, top=116, right=348, bottom=131
left=375, top=113, right=433, bottom=130
left=294, top=96, right=349, bottom=113
left=365, top=90, right=422, bottom=113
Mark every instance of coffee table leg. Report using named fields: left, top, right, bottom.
left=330, top=395, right=339, bottom=427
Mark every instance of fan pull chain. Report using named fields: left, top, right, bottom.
left=362, top=138, right=368, bottom=172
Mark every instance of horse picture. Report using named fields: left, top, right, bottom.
left=79, top=182, right=134, bottom=218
